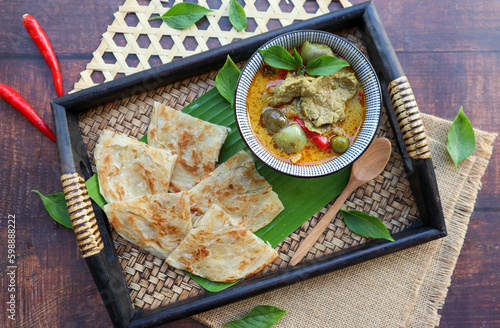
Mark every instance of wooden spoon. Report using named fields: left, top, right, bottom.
left=289, top=137, right=392, bottom=266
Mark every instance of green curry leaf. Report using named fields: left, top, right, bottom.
left=259, top=45, right=301, bottom=71
left=149, top=3, right=213, bottom=30
left=31, top=190, right=73, bottom=229
left=223, top=305, right=288, bottom=328
left=446, top=106, right=475, bottom=169
left=339, top=209, right=394, bottom=242
left=228, top=0, right=247, bottom=31
left=216, top=56, right=241, bottom=107
left=305, top=55, right=349, bottom=76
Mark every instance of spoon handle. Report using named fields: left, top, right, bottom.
left=289, top=180, right=359, bottom=266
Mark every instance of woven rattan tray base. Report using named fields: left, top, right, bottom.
left=77, top=26, right=420, bottom=312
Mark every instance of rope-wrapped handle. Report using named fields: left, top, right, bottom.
left=388, top=76, right=432, bottom=160
left=61, top=173, right=103, bottom=258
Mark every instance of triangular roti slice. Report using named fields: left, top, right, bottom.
left=166, top=204, right=278, bottom=283
left=147, top=102, right=230, bottom=192
left=94, top=129, right=178, bottom=203
left=188, top=150, right=284, bottom=232
left=103, top=192, right=192, bottom=259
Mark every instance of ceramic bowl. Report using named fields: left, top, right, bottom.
left=234, top=30, right=381, bottom=177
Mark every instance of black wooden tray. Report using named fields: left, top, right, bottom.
left=51, top=2, right=446, bottom=327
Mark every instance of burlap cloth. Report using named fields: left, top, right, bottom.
left=72, top=1, right=497, bottom=326
left=191, top=115, right=496, bottom=328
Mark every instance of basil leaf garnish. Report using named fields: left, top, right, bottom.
left=339, top=209, right=394, bottom=242
left=216, top=56, right=241, bottom=107
left=446, top=106, right=475, bottom=169
left=259, top=45, right=301, bottom=71
left=149, top=3, right=213, bottom=30
left=259, top=45, right=349, bottom=77
left=86, top=174, right=107, bottom=208
left=32, top=174, right=108, bottom=229
left=291, top=50, right=303, bottom=68
left=32, top=190, right=73, bottom=229
left=223, top=305, right=288, bottom=328
left=228, top=0, right=247, bottom=31
left=305, top=55, right=349, bottom=76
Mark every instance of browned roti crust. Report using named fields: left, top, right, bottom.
left=103, top=192, right=192, bottom=259
left=94, top=129, right=178, bottom=203
left=166, top=204, right=278, bottom=283
left=147, top=102, right=230, bottom=192
left=188, top=150, right=284, bottom=232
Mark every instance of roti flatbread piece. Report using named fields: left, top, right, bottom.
left=94, top=129, right=178, bottom=203
left=188, top=150, right=284, bottom=232
left=103, top=192, right=192, bottom=259
left=147, top=102, right=230, bottom=192
left=166, top=204, right=278, bottom=283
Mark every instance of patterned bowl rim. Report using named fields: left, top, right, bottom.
left=234, top=30, right=382, bottom=177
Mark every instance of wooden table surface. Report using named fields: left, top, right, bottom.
left=0, top=0, right=498, bottom=327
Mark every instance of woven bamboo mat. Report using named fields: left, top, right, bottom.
left=72, top=0, right=347, bottom=91
left=77, top=23, right=420, bottom=311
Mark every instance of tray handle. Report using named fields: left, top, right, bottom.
left=61, top=172, right=103, bottom=258
left=388, top=76, right=431, bottom=160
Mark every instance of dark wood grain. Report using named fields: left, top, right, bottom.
left=376, top=0, right=500, bottom=53
left=440, top=211, right=500, bottom=327
left=397, top=51, right=500, bottom=208
left=0, top=0, right=120, bottom=57
left=0, top=0, right=498, bottom=327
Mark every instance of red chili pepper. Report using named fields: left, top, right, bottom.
left=0, top=84, right=56, bottom=142
left=293, top=116, right=329, bottom=150
left=278, top=69, right=288, bottom=80
left=23, top=14, right=63, bottom=97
